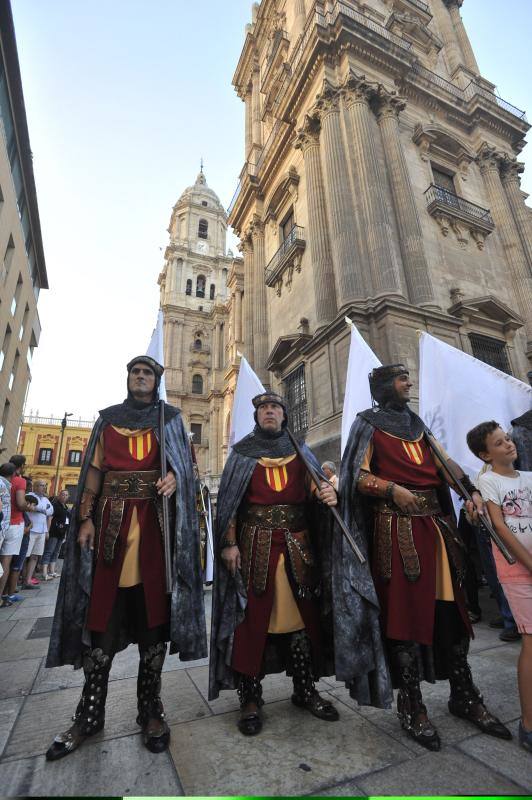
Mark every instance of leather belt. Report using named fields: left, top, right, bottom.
left=241, top=503, right=306, bottom=530
left=101, top=470, right=160, bottom=500
left=376, top=488, right=441, bottom=517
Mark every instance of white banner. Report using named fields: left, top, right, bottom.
left=341, top=318, right=382, bottom=455
left=229, top=355, right=265, bottom=452
left=419, top=331, right=532, bottom=480
left=146, top=309, right=167, bottom=401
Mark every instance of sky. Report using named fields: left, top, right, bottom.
left=10, top=0, right=532, bottom=421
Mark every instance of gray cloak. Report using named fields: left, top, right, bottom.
left=46, top=410, right=207, bottom=669
left=208, top=441, right=338, bottom=700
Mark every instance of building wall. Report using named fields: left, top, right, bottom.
left=229, top=0, right=532, bottom=462
left=0, top=2, right=47, bottom=456
left=17, top=416, right=94, bottom=500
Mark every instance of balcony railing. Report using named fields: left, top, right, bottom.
left=329, top=2, right=412, bottom=52
left=265, top=225, right=306, bottom=288
left=405, top=0, right=430, bottom=12
left=464, top=81, right=527, bottom=121
left=23, top=415, right=95, bottom=429
left=424, top=184, right=494, bottom=226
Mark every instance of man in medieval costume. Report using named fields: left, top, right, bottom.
left=45, top=356, right=206, bottom=760
left=339, top=364, right=511, bottom=751
left=209, top=391, right=345, bottom=735
left=510, top=371, right=532, bottom=471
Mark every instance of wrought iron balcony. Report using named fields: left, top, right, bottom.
left=265, top=225, right=306, bottom=293
left=425, top=184, right=494, bottom=249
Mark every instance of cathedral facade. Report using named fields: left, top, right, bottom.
left=159, top=170, right=243, bottom=484
left=229, top=0, right=532, bottom=462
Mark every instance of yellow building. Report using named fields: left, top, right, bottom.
left=17, top=414, right=94, bottom=501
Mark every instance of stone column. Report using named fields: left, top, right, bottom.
left=433, top=0, right=463, bottom=75
left=500, top=157, right=532, bottom=274
left=315, top=81, right=364, bottom=308
left=342, top=75, right=405, bottom=298
left=444, top=0, right=479, bottom=75
left=235, top=289, right=243, bottom=342
left=374, top=88, right=434, bottom=305
left=251, top=217, right=269, bottom=384
left=251, top=64, right=262, bottom=148
left=163, top=317, right=172, bottom=367
left=294, top=0, right=306, bottom=38
left=294, top=115, right=337, bottom=327
left=478, top=144, right=532, bottom=355
left=240, top=238, right=254, bottom=363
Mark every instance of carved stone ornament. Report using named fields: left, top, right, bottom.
left=434, top=213, right=450, bottom=237
left=449, top=219, right=469, bottom=248
left=373, top=85, right=406, bottom=120
left=315, top=80, right=340, bottom=117
left=341, top=72, right=377, bottom=108
left=294, top=115, right=321, bottom=152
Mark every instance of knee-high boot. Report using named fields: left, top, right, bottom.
left=237, top=674, right=264, bottom=736
left=290, top=630, right=338, bottom=721
left=447, top=639, right=511, bottom=739
left=136, top=641, right=170, bottom=753
left=392, top=642, right=440, bottom=751
left=46, top=648, right=112, bottom=761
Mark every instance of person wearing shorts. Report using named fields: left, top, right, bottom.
left=467, top=421, right=532, bottom=754
left=24, top=482, right=53, bottom=588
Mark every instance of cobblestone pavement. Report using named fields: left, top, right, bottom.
left=0, top=574, right=530, bottom=797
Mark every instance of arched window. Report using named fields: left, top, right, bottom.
left=186, top=279, right=192, bottom=296
left=210, top=283, right=215, bottom=300
left=196, top=275, right=206, bottom=298
left=198, top=219, right=208, bottom=239
left=192, top=374, right=203, bottom=394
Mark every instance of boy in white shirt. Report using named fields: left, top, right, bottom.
left=467, top=421, right=532, bottom=754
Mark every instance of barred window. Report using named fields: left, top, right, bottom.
left=469, top=333, right=512, bottom=375
left=192, top=374, right=203, bottom=394
left=283, top=364, right=308, bottom=436
left=190, top=423, right=202, bottom=444
left=68, top=450, right=82, bottom=466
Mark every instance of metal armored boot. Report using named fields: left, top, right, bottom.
left=136, top=642, right=170, bottom=753
left=393, top=642, right=440, bottom=751
left=290, top=630, right=339, bottom=722
left=45, top=648, right=112, bottom=761
left=447, top=639, right=511, bottom=739
left=237, top=674, right=264, bottom=736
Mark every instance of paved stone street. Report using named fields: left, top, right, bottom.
left=0, top=575, right=531, bottom=797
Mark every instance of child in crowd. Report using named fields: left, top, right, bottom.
left=467, top=421, right=532, bottom=754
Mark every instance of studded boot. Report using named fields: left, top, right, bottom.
left=45, top=648, right=112, bottom=761
left=237, top=675, right=264, bottom=736
left=290, top=630, right=339, bottom=721
left=392, top=642, right=440, bottom=751
left=447, top=639, right=511, bottom=739
left=136, top=642, right=170, bottom=753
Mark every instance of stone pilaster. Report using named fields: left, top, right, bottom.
left=245, top=88, right=252, bottom=158
left=478, top=144, right=532, bottom=356
left=163, top=318, right=172, bottom=367
left=342, top=74, right=405, bottom=298
left=235, top=289, right=243, bottom=343
left=315, top=80, right=364, bottom=308
left=240, top=237, right=254, bottom=363
left=374, top=87, right=434, bottom=306
left=252, top=64, right=262, bottom=148
left=444, top=0, right=479, bottom=75
left=213, top=322, right=220, bottom=370
left=251, top=217, right=269, bottom=383
left=433, top=0, right=463, bottom=75
left=294, top=115, right=338, bottom=327
left=294, top=0, right=306, bottom=38
left=500, top=157, right=532, bottom=274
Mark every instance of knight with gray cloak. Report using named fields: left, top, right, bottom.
left=45, top=355, right=206, bottom=760
left=209, top=391, right=391, bottom=737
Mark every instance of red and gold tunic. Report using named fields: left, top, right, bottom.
left=363, top=429, right=469, bottom=645
left=86, top=425, right=169, bottom=633
left=231, top=454, right=321, bottom=677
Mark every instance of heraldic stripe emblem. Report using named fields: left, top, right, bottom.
left=401, top=440, right=424, bottom=465
left=128, top=431, right=153, bottom=461
left=265, top=465, right=289, bottom=492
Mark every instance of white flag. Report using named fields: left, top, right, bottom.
left=146, top=309, right=167, bottom=401
left=341, top=318, right=382, bottom=455
left=229, top=355, right=265, bottom=452
left=419, top=331, right=532, bottom=482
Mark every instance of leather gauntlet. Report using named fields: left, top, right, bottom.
left=78, top=488, right=97, bottom=522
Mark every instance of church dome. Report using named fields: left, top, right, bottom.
left=176, top=168, right=224, bottom=212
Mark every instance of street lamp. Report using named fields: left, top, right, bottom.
left=53, top=412, right=72, bottom=495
